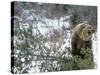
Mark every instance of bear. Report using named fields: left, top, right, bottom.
left=71, top=21, right=95, bottom=60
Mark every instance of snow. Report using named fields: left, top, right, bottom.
left=32, top=16, right=70, bottom=35
left=21, top=58, right=25, bottom=62
left=44, top=42, right=51, bottom=49
left=29, top=26, right=97, bottom=73
left=27, top=16, right=72, bottom=72
left=15, top=11, right=97, bottom=72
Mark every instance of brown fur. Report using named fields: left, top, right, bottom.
left=71, top=21, right=95, bottom=59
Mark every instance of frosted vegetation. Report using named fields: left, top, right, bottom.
left=11, top=2, right=97, bottom=73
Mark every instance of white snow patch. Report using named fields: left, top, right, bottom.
left=44, top=42, right=51, bottom=49
left=21, top=58, right=25, bottom=62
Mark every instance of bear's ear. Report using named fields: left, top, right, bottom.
left=83, top=21, right=88, bottom=24
left=79, top=23, right=86, bottom=31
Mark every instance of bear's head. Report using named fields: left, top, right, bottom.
left=76, top=21, right=95, bottom=41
